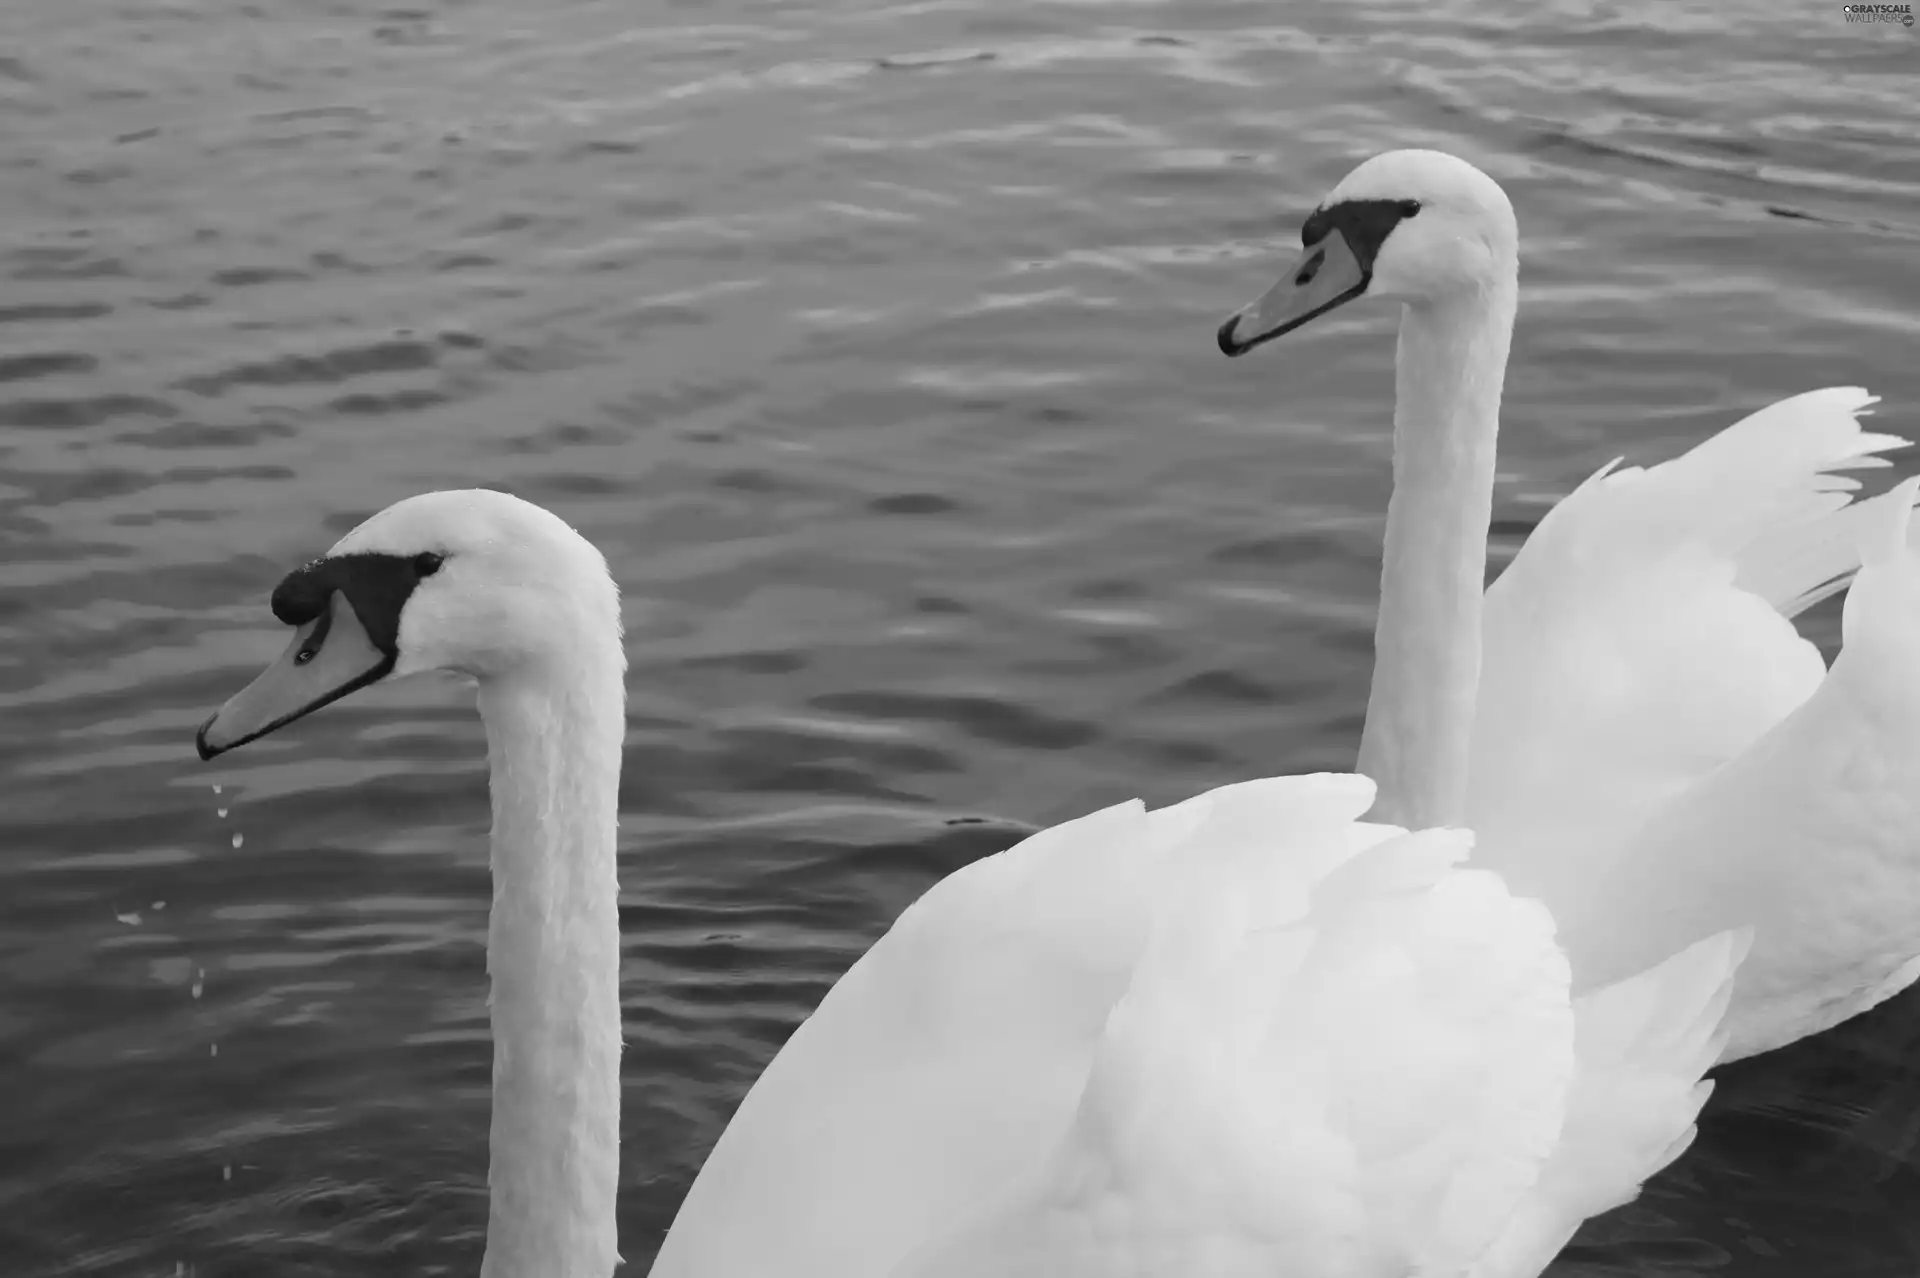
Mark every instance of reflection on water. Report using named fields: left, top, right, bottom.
left=1, top=0, right=1917, bottom=1273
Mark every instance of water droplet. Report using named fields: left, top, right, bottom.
left=216, top=808, right=228, bottom=819
left=151, top=900, right=166, bottom=911
left=222, top=1164, right=231, bottom=1182
left=231, top=833, right=244, bottom=850
left=212, top=784, right=222, bottom=796
left=210, top=1042, right=219, bottom=1057
left=116, top=911, right=141, bottom=925
left=191, top=968, right=205, bottom=999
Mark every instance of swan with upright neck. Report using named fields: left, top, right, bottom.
left=197, top=489, right=626, bottom=1278
left=645, top=181, right=1749, bottom=1271
left=1219, top=148, right=1920, bottom=1061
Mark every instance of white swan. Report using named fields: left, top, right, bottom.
left=196, top=490, right=627, bottom=1278
left=1216, top=148, right=1920, bottom=1064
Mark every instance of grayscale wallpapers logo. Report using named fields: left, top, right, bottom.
left=1844, top=2, right=1915, bottom=23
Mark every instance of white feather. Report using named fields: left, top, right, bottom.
left=1470, top=392, right=1920, bottom=1059
left=653, top=775, right=1743, bottom=1278
left=651, top=147, right=1910, bottom=1278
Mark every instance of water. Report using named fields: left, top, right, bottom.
left=2, top=0, right=1917, bottom=1272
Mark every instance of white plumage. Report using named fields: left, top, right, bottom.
left=653, top=774, right=1745, bottom=1278
left=654, top=148, right=1914, bottom=1277
left=1470, top=396, right=1920, bottom=1059
left=1216, top=148, right=1920, bottom=1064
left=199, top=491, right=628, bottom=1278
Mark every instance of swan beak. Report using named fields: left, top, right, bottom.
left=196, top=591, right=396, bottom=760
left=1217, top=228, right=1370, bottom=357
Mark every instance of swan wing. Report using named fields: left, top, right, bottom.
left=887, top=824, right=1582, bottom=1278
left=1465, top=927, right=1750, bottom=1278
left=1466, top=387, right=1905, bottom=915
left=1540, top=479, right=1920, bottom=1059
left=652, top=773, right=1410, bottom=1278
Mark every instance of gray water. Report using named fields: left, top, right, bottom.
left=3, top=1, right=1919, bottom=1273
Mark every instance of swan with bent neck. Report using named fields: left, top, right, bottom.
left=1219, top=149, right=1920, bottom=1061
left=196, top=489, right=626, bottom=1278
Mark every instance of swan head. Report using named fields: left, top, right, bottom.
left=1217, top=149, right=1517, bottom=356
left=196, top=488, right=622, bottom=759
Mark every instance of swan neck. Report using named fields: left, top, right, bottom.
left=1359, top=278, right=1515, bottom=829
left=476, top=644, right=625, bottom=1278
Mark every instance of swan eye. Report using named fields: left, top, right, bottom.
left=1398, top=199, right=1422, bottom=218
left=294, top=646, right=317, bottom=666
left=414, top=552, right=445, bottom=577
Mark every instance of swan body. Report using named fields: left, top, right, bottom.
left=655, top=153, right=1792, bottom=1276
left=1218, top=149, right=1920, bottom=1061
left=197, top=490, right=627, bottom=1278
left=654, top=772, right=1745, bottom=1278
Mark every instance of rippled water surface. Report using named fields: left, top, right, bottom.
left=3, top=0, right=1919, bottom=1273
